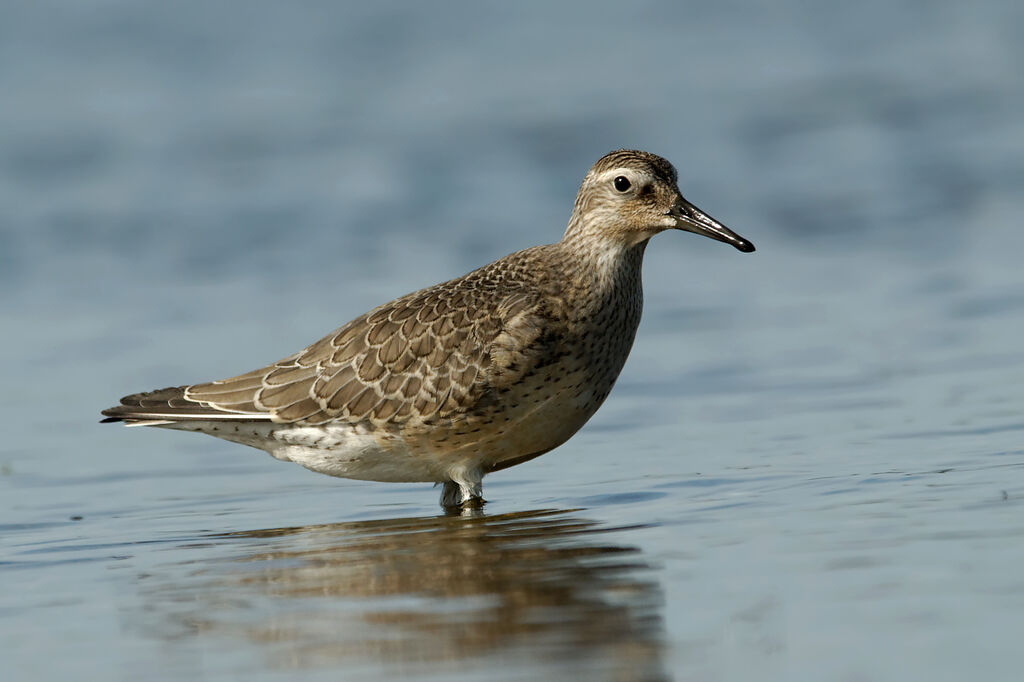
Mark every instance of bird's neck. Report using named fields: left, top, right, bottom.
left=557, top=223, right=648, bottom=312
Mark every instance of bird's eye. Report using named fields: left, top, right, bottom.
left=613, top=176, right=632, bottom=192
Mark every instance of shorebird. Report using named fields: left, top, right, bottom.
left=102, top=150, right=754, bottom=508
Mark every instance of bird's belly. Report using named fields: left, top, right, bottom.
left=164, top=421, right=444, bottom=482
left=273, top=425, right=444, bottom=482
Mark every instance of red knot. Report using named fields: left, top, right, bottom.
left=102, top=149, right=755, bottom=509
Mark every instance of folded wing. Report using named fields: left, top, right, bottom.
left=102, top=275, right=555, bottom=427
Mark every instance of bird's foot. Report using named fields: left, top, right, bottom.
left=439, top=478, right=485, bottom=510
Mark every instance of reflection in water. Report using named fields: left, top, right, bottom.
left=144, top=509, right=666, bottom=680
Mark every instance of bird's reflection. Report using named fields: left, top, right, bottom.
left=150, top=508, right=666, bottom=678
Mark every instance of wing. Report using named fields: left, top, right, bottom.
left=191, top=284, right=555, bottom=424
left=103, top=277, right=556, bottom=426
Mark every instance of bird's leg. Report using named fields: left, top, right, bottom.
left=439, top=467, right=485, bottom=509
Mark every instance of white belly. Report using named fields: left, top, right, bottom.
left=163, top=421, right=444, bottom=482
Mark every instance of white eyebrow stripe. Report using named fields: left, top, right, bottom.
left=593, top=168, right=652, bottom=184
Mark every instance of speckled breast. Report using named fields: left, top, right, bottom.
left=410, top=256, right=645, bottom=471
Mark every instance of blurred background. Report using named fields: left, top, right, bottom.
left=3, top=1, right=1023, bottom=681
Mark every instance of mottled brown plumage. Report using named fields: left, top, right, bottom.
left=102, top=149, right=754, bottom=508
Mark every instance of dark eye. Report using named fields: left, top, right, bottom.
left=613, top=176, right=631, bottom=192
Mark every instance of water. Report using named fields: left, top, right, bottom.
left=3, top=1, right=1024, bottom=680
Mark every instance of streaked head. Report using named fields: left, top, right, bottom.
left=566, top=149, right=754, bottom=252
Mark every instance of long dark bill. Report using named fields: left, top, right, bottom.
left=669, top=199, right=755, bottom=253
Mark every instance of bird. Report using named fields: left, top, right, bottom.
left=101, top=149, right=755, bottom=509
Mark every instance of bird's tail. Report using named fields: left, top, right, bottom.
left=100, top=386, right=269, bottom=425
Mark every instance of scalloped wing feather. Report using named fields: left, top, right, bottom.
left=180, top=280, right=555, bottom=426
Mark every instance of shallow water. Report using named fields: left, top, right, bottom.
left=3, top=1, right=1024, bottom=681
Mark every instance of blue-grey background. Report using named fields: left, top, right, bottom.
left=3, top=1, right=1024, bottom=681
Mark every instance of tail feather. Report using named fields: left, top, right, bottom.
left=100, top=386, right=272, bottom=424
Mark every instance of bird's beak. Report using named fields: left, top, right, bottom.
left=668, top=199, right=755, bottom=253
